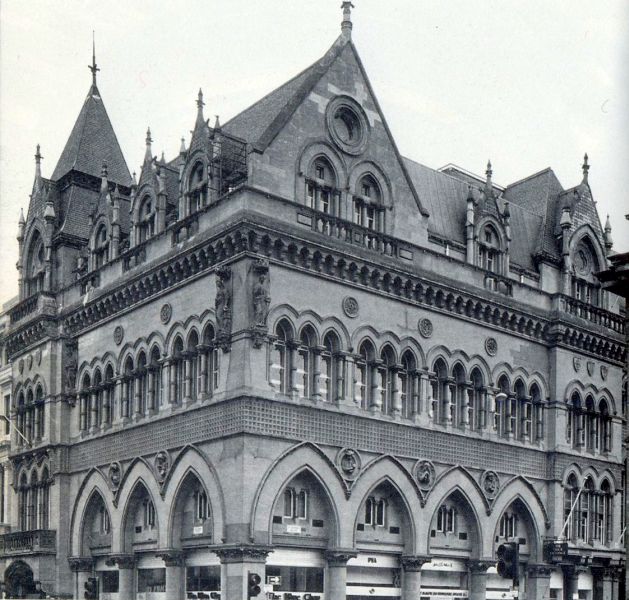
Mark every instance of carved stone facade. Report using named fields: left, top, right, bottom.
left=0, top=6, right=625, bottom=600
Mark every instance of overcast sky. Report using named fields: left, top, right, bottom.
left=1, top=0, right=627, bottom=307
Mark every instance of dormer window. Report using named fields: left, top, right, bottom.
left=306, top=156, right=339, bottom=216
left=571, top=238, right=601, bottom=307
left=93, top=225, right=109, bottom=269
left=25, top=231, right=45, bottom=296
left=189, top=162, right=207, bottom=213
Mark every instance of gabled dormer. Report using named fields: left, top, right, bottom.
left=465, top=161, right=512, bottom=279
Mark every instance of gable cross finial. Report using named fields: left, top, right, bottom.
left=341, top=1, right=355, bottom=40
left=485, top=160, right=492, bottom=183
left=89, top=31, right=100, bottom=87
left=582, top=152, right=589, bottom=183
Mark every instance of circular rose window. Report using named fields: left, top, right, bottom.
left=326, top=96, right=369, bottom=155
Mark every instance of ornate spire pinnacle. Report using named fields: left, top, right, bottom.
left=19, top=207, right=25, bottom=224
left=88, top=31, right=100, bottom=89
left=485, top=160, right=492, bottom=183
left=144, top=127, right=153, bottom=163
left=605, top=213, right=611, bottom=232
left=180, top=136, right=186, bottom=155
left=341, top=1, right=355, bottom=40
left=214, top=114, right=221, bottom=131
left=195, top=88, right=205, bottom=129
left=132, top=171, right=137, bottom=187
left=604, top=214, right=613, bottom=251
left=100, top=162, right=109, bottom=193
left=582, top=152, right=589, bottom=183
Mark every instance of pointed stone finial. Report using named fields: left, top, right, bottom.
left=214, top=115, right=221, bottom=131
left=146, top=127, right=152, bottom=146
left=194, top=89, right=205, bottom=129
left=197, top=88, right=204, bottom=110
left=582, top=153, right=589, bottom=183
left=132, top=171, right=138, bottom=186
left=604, top=214, right=613, bottom=251
left=341, top=1, right=355, bottom=40
left=180, top=136, right=187, bottom=155
left=486, top=160, right=492, bottom=182
left=88, top=31, right=100, bottom=88
left=19, top=207, right=25, bottom=225
left=44, top=196, right=56, bottom=221
left=17, top=208, right=25, bottom=241
left=605, top=213, right=611, bottom=232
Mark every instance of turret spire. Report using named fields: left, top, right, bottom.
left=35, top=144, right=43, bottom=178
left=196, top=88, right=205, bottom=128
left=88, top=31, right=100, bottom=90
left=485, top=160, right=492, bottom=183
left=341, top=1, right=355, bottom=41
left=582, top=153, right=589, bottom=184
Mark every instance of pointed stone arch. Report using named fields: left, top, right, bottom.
left=69, top=467, right=114, bottom=556
left=162, top=445, right=226, bottom=547
left=119, top=476, right=161, bottom=553
left=349, top=455, right=421, bottom=553
left=250, top=442, right=345, bottom=547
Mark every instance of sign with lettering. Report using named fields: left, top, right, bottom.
left=286, top=524, right=302, bottom=534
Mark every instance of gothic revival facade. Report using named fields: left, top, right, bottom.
left=1, top=6, right=626, bottom=600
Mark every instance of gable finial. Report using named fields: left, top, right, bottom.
left=197, top=88, right=204, bottom=110
left=88, top=31, right=100, bottom=88
left=582, top=152, right=589, bottom=183
left=341, top=1, right=355, bottom=40
left=34, top=144, right=43, bottom=183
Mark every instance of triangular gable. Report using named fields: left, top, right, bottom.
left=51, top=85, right=132, bottom=187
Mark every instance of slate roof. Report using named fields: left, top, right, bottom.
left=51, top=84, right=132, bottom=187
left=57, top=185, right=101, bottom=239
left=223, top=37, right=346, bottom=150
left=403, top=157, right=543, bottom=271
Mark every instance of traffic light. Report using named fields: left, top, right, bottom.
left=247, top=571, right=261, bottom=597
left=84, top=577, right=98, bottom=600
left=496, top=541, right=519, bottom=585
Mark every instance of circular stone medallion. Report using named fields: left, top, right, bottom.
left=485, top=337, right=498, bottom=357
left=108, top=462, right=122, bottom=488
left=113, top=325, right=124, bottom=346
left=342, top=296, right=359, bottom=318
left=336, top=448, right=362, bottom=481
left=160, top=303, right=172, bottom=325
left=413, top=459, right=436, bottom=491
left=418, top=318, right=433, bottom=339
left=481, top=470, right=500, bottom=499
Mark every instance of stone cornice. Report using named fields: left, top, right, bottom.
left=5, top=219, right=625, bottom=364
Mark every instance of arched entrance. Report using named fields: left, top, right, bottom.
left=4, top=560, right=38, bottom=598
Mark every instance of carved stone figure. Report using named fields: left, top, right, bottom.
left=252, top=273, right=270, bottom=327
left=481, top=470, right=500, bottom=498
left=336, top=448, right=361, bottom=480
left=215, top=268, right=232, bottom=338
left=414, top=459, right=436, bottom=490
left=62, top=339, right=78, bottom=393
left=108, top=462, right=121, bottom=489
left=154, top=451, right=170, bottom=481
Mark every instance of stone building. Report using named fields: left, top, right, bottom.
left=0, top=5, right=625, bottom=600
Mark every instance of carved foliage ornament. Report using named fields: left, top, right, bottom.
left=336, top=447, right=361, bottom=481
left=481, top=470, right=500, bottom=499
left=485, top=337, right=498, bottom=357
left=342, top=296, right=359, bottom=318
left=413, top=459, right=436, bottom=491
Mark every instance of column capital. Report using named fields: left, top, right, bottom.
left=68, top=556, right=94, bottom=572
left=214, top=544, right=273, bottom=564
left=527, top=563, right=553, bottom=577
left=468, top=559, right=493, bottom=573
left=106, top=553, right=136, bottom=569
left=157, top=549, right=185, bottom=567
left=324, top=548, right=357, bottom=566
left=399, top=554, right=430, bottom=571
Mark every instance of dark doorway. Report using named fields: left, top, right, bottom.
left=4, top=560, right=38, bottom=598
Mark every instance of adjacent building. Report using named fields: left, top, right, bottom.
left=0, top=5, right=625, bottom=600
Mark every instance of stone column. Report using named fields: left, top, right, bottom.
left=134, top=374, right=142, bottom=417
left=215, top=545, right=271, bottom=600
left=114, top=377, right=123, bottom=421
left=312, top=347, right=323, bottom=401
left=158, top=550, right=185, bottom=600
left=400, top=555, right=430, bottom=600
left=324, top=549, right=357, bottom=599
left=443, top=378, right=453, bottom=424
left=526, top=564, right=552, bottom=600
left=198, top=345, right=209, bottom=398
left=68, top=557, right=94, bottom=600
left=183, top=353, right=192, bottom=403
left=89, top=389, right=98, bottom=432
left=369, top=359, right=384, bottom=413
left=562, top=564, right=580, bottom=600
left=169, top=360, right=177, bottom=405
left=391, top=365, right=402, bottom=417
left=106, top=554, right=136, bottom=600
left=468, top=560, right=492, bottom=600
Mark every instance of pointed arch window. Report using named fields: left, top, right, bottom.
left=563, top=473, right=580, bottom=541
left=499, top=511, right=518, bottom=538
left=271, top=320, right=293, bottom=394
left=29, top=472, right=38, bottom=530
left=306, top=157, right=339, bottom=216
left=571, top=238, right=601, bottom=307
left=104, top=364, right=115, bottom=423
left=380, top=346, right=397, bottom=415
left=171, top=337, right=185, bottom=405
left=35, top=385, right=45, bottom=440
left=122, top=357, right=134, bottom=419
left=567, top=392, right=584, bottom=449
left=138, top=195, right=156, bottom=243
left=137, top=352, right=149, bottom=416
left=495, top=376, right=511, bottom=437
left=92, top=370, right=103, bottom=429
left=353, top=175, right=384, bottom=238
left=599, top=400, right=612, bottom=453
left=452, top=364, right=467, bottom=428
left=430, top=359, right=449, bottom=425
left=93, top=224, right=109, bottom=269
left=514, top=379, right=531, bottom=442
left=148, top=347, right=162, bottom=410
left=19, top=473, right=28, bottom=530
left=530, top=383, right=544, bottom=442
left=186, top=331, right=200, bottom=402
left=470, top=368, right=485, bottom=430
left=600, top=479, right=613, bottom=545
left=143, top=499, right=156, bottom=529
left=40, top=468, right=50, bottom=530
left=584, top=395, right=599, bottom=453
left=189, top=161, right=207, bottom=213
left=355, top=341, right=377, bottom=411
left=297, top=326, right=317, bottom=399
left=16, top=392, right=26, bottom=446
left=437, top=504, right=456, bottom=533
left=399, top=351, right=417, bottom=419
left=201, top=325, right=219, bottom=398
left=79, top=375, right=91, bottom=432
left=478, top=224, right=502, bottom=274
left=321, top=332, right=344, bottom=403
left=578, top=477, right=595, bottom=542
left=195, top=489, right=209, bottom=522
left=100, top=506, right=111, bottom=534
left=25, top=231, right=45, bottom=296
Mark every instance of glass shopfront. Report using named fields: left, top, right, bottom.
left=347, top=553, right=401, bottom=600
left=265, top=548, right=325, bottom=599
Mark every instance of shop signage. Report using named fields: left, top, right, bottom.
left=286, top=525, right=302, bottom=534
left=266, top=576, right=282, bottom=585
left=193, top=526, right=204, bottom=535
